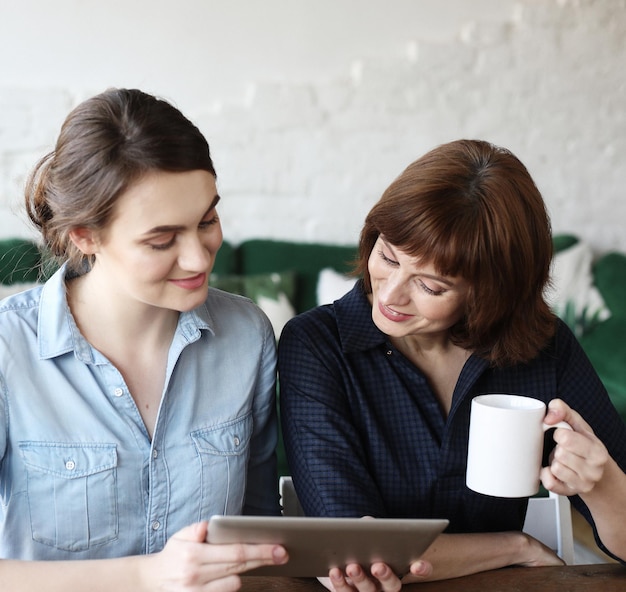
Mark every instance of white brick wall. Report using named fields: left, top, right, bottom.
left=1, top=0, right=624, bottom=253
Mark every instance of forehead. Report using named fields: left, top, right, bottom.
left=111, top=170, right=217, bottom=230
left=378, top=236, right=463, bottom=283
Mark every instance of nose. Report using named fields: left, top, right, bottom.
left=379, top=271, right=411, bottom=305
left=177, top=234, right=212, bottom=273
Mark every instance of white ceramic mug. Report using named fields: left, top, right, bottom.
left=466, top=394, right=572, bottom=498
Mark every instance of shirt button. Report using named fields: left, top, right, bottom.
left=152, top=449, right=158, bottom=459
left=65, top=460, right=76, bottom=470
left=386, top=350, right=393, bottom=356
left=152, top=521, right=161, bottom=531
left=233, top=436, right=241, bottom=447
left=114, top=388, right=124, bottom=397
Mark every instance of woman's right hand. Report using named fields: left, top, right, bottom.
left=141, top=522, right=288, bottom=591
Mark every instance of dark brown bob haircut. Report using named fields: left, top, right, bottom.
left=356, top=139, right=556, bottom=367
left=25, top=88, right=215, bottom=276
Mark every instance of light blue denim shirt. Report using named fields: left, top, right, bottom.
left=0, top=265, right=280, bottom=560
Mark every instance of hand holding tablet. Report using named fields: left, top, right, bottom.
left=207, top=515, right=448, bottom=577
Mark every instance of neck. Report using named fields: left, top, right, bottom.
left=66, top=271, right=179, bottom=355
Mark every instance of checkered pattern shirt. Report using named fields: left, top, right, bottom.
left=278, top=281, right=626, bottom=557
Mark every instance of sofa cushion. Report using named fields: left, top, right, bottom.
left=212, top=240, right=238, bottom=276
left=0, top=238, right=42, bottom=284
left=238, top=240, right=358, bottom=313
left=552, top=234, right=579, bottom=253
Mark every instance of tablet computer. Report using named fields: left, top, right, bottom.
left=207, top=515, right=448, bottom=577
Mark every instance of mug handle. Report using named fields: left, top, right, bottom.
left=543, top=420, right=572, bottom=433
left=541, top=420, right=572, bottom=467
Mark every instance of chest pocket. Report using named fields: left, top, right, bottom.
left=191, top=413, right=252, bottom=518
left=19, top=442, right=118, bottom=552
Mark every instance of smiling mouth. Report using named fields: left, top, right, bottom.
left=378, top=301, right=412, bottom=322
left=169, top=273, right=207, bottom=290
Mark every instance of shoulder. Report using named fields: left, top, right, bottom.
left=549, top=317, right=590, bottom=361
left=0, top=284, right=43, bottom=329
left=282, top=280, right=366, bottom=339
left=279, top=303, right=340, bottom=359
left=203, top=286, right=274, bottom=339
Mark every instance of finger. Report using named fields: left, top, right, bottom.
left=199, top=543, right=288, bottom=576
left=369, top=562, right=402, bottom=592
left=328, top=567, right=354, bottom=591
left=204, top=574, right=242, bottom=592
left=545, top=399, right=594, bottom=436
left=408, top=559, right=433, bottom=579
left=345, top=563, right=377, bottom=592
left=550, top=456, right=604, bottom=494
left=549, top=428, right=609, bottom=492
left=172, top=521, right=209, bottom=543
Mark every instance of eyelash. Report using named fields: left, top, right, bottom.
left=149, top=215, right=219, bottom=251
left=376, top=248, right=444, bottom=296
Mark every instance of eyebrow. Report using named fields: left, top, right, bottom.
left=381, top=236, right=455, bottom=286
left=142, top=194, right=221, bottom=235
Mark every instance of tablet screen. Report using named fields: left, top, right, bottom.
left=207, top=515, right=448, bottom=577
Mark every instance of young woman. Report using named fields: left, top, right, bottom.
left=0, top=88, right=287, bottom=591
left=278, top=139, right=626, bottom=590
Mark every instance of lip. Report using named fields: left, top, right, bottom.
left=378, top=300, right=413, bottom=322
left=169, top=273, right=207, bottom=290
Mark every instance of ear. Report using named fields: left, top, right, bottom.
left=68, top=227, right=99, bottom=255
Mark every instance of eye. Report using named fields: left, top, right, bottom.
left=199, top=213, right=220, bottom=230
left=148, top=235, right=176, bottom=251
left=377, top=248, right=398, bottom=266
left=418, top=280, right=445, bottom=296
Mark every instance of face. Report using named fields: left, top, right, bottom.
left=83, top=169, right=222, bottom=313
left=368, top=235, right=469, bottom=340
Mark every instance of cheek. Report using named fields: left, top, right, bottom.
left=416, top=296, right=465, bottom=323
left=128, top=251, right=177, bottom=281
left=368, top=256, right=388, bottom=286
left=207, top=228, right=223, bottom=253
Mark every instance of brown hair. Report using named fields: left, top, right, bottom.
left=25, top=88, right=216, bottom=275
left=356, top=139, right=556, bottom=367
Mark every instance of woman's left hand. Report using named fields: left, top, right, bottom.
left=541, top=398, right=610, bottom=496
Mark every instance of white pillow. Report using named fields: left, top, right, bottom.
left=256, top=291, right=296, bottom=340
left=546, top=241, right=611, bottom=337
left=317, top=268, right=358, bottom=306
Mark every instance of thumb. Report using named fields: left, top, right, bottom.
left=173, top=521, right=208, bottom=543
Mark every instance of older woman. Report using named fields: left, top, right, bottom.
left=278, top=139, right=626, bottom=590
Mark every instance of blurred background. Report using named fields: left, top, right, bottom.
left=1, top=0, right=624, bottom=252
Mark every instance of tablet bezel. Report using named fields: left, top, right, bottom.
left=207, top=515, right=448, bottom=577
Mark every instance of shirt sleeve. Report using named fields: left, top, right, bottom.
left=278, top=311, right=389, bottom=518
left=243, top=314, right=281, bottom=516
left=554, top=320, right=626, bottom=563
left=0, top=372, right=6, bottom=462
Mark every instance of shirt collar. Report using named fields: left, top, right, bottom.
left=334, top=280, right=388, bottom=353
left=38, top=264, right=214, bottom=361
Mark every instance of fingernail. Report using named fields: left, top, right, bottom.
left=273, top=546, right=288, bottom=563
left=413, top=560, right=427, bottom=575
left=373, top=564, right=389, bottom=578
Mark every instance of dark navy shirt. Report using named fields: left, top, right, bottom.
left=278, top=281, right=626, bottom=557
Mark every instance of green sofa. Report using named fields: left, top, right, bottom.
left=1, top=236, right=625, bottom=477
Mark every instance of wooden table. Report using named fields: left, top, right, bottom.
left=240, top=563, right=626, bottom=591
